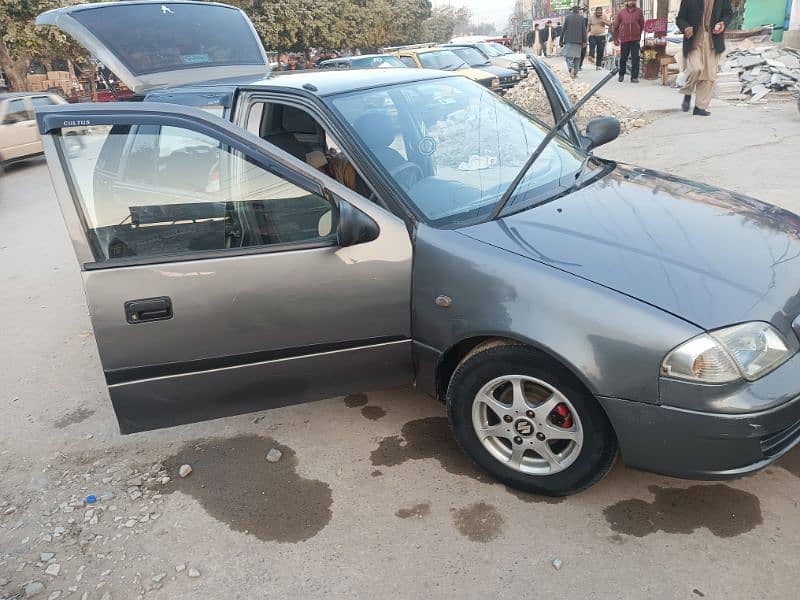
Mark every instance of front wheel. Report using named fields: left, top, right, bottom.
left=446, top=344, right=617, bottom=496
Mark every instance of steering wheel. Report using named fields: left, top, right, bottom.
left=389, top=162, right=424, bottom=190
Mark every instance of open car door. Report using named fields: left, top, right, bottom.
left=36, top=1, right=270, bottom=96
left=36, top=102, right=413, bottom=433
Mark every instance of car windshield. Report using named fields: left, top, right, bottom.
left=351, top=55, right=406, bottom=68
left=330, top=77, right=585, bottom=227
left=417, top=50, right=468, bottom=71
left=489, top=43, right=513, bottom=55
left=448, top=47, right=490, bottom=67
left=475, top=42, right=501, bottom=57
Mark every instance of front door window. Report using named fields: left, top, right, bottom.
left=56, top=123, right=337, bottom=264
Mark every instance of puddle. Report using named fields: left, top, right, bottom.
left=395, top=502, right=431, bottom=519
left=371, top=470, right=383, bottom=477
left=53, top=407, right=95, bottom=428
left=775, top=447, right=800, bottom=478
left=163, top=435, right=332, bottom=543
left=344, top=394, right=368, bottom=408
left=370, top=417, right=486, bottom=480
left=453, top=502, right=504, bottom=542
left=603, top=484, right=762, bottom=538
left=361, top=406, right=386, bottom=421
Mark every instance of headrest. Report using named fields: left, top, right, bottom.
left=353, top=112, right=396, bottom=148
left=281, top=106, right=320, bottom=134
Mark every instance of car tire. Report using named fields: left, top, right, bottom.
left=446, top=343, right=617, bottom=496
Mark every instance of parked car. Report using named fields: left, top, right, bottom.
left=36, top=1, right=800, bottom=496
left=318, top=54, right=408, bottom=70
left=0, top=92, right=67, bottom=166
left=384, top=44, right=501, bottom=92
left=445, top=42, right=529, bottom=78
left=443, top=44, right=522, bottom=91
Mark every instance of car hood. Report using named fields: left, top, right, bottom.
left=456, top=67, right=496, bottom=82
left=459, top=165, right=800, bottom=337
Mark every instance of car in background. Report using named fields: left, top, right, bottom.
left=385, top=44, right=500, bottom=92
left=318, top=54, right=408, bottom=70
left=0, top=92, right=67, bottom=166
left=442, top=45, right=520, bottom=92
left=481, top=41, right=535, bottom=69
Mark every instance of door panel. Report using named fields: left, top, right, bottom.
left=37, top=102, right=413, bottom=433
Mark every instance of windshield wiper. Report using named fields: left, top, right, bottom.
left=490, top=68, right=619, bottom=220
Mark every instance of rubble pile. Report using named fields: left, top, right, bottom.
left=717, top=43, right=800, bottom=102
left=506, top=69, right=649, bottom=133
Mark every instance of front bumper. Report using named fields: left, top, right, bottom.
left=599, top=392, right=800, bottom=479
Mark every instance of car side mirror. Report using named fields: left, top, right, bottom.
left=337, top=201, right=380, bottom=247
left=583, top=116, right=620, bottom=151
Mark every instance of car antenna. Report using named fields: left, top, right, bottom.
left=490, top=67, right=619, bottom=220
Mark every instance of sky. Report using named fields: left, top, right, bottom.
left=431, top=0, right=518, bottom=31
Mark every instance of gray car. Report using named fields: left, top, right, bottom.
left=35, top=1, right=800, bottom=496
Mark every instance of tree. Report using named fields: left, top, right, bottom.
left=1, top=0, right=89, bottom=92
left=421, top=5, right=471, bottom=43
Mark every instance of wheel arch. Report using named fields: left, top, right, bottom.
left=434, top=334, right=598, bottom=405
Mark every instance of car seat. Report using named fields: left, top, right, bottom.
left=353, top=112, right=408, bottom=171
left=263, top=105, right=325, bottom=161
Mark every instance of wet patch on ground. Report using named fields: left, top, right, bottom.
left=53, top=407, right=95, bottom=428
left=371, top=470, right=383, bottom=477
left=162, top=435, right=332, bottom=543
left=453, top=502, right=504, bottom=542
left=370, top=417, right=486, bottom=480
left=776, top=447, right=800, bottom=478
left=395, top=502, right=431, bottom=519
left=603, top=484, right=762, bottom=538
left=344, top=393, right=369, bottom=408
left=361, top=406, right=386, bottom=421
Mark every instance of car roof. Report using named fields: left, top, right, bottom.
left=322, top=54, right=397, bottom=62
left=400, top=47, right=456, bottom=55
left=162, top=68, right=456, bottom=97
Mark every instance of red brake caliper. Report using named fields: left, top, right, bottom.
left=552, top=403, right=573, bottom=428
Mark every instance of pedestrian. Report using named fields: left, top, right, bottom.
left=560, top=6, right=587, bottom=79
left=579, top=7, right=589, bottom=70
left=533, top=24, right=542, bottom=56
left=676, top=0, right=732, bottom=116
left=588, top=6, right=611, bottom=70
left=525, top=28, right=535, bottom=51
left=553, top=21, right=562, bottom=55
left=613, top=0, right=645, bottom=83
left=545, top=20, right=556, bottom=57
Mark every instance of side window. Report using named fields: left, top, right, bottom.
left=57, top=124, right=337, bottom=264
left=399, top=56, right=417, bottom=68
left=3, top=99, right=33, bottom=124
left=29, top=96, right=59, bottom=109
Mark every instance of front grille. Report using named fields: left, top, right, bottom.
left=761, top=418, right=800, bottom=457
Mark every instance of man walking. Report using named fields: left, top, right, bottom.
left=613, top=0, right=644, bottom=83
left=677, top=0, right=733, bottom=116
left=579, top=7, right=589, bottom=70
left=560, top=6, right=587, bottom=79
left=587, top=6, right=610, bottom=70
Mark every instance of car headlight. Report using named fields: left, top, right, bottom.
left=661, top=322, right=791, bottom=383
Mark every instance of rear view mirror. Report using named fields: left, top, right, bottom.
left=584, top=116, right=621, bottom=151
left=337, top=201, right=379, bottom=247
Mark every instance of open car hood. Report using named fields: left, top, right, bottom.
left=36, top=1, right=270, bottom=95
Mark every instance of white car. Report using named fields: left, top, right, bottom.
left=0, top=92, right=66, bottom=166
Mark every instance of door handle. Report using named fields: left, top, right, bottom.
left=125, top=297, right=173, bottom=324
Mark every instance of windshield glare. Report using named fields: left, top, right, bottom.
left=476, top=42, right=501, bottom=57
left=351, top=55, right=406, bottom=68
left=490, top=43, right=513, bottom=55
left=417, top=50, right=467, bottom=70
left=331, top=77, right=584, bottom=226
left=449, top=46, right=489, bottom=66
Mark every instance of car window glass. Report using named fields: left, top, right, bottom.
left=417, top=50, right=467, bottom=70
left=56, top=124, right=337, bottom=264
left=398, top=56, right=417, bottom=68
left=3, top=99, right=33, bottom=124
left=449, top=47, right=488, bottom=66
left=332, top=77, right=582, bottom=226
left=29, top=96, right=58, bottom=108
